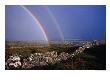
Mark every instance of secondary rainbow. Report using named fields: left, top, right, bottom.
left=43, top=6, right=64, bottom=42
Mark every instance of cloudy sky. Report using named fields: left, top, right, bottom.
left=5, top=5, right=106, bottom=41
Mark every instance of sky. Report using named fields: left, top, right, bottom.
left=5, top=5, right=106, bottom=41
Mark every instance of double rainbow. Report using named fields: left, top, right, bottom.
left=21, top=5, right=64, bottom=44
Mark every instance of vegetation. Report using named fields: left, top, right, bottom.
left=5, top=41, right=106, bottom=70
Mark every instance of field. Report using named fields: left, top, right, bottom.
left=5, top=40, right=106, bottom=70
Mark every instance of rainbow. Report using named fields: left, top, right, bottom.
left=43, top=6, right=64, bottom=42
left=20, top=5, right=49, bottom=43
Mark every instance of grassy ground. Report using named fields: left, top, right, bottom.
left=5, top=43, right=106, bottom=70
